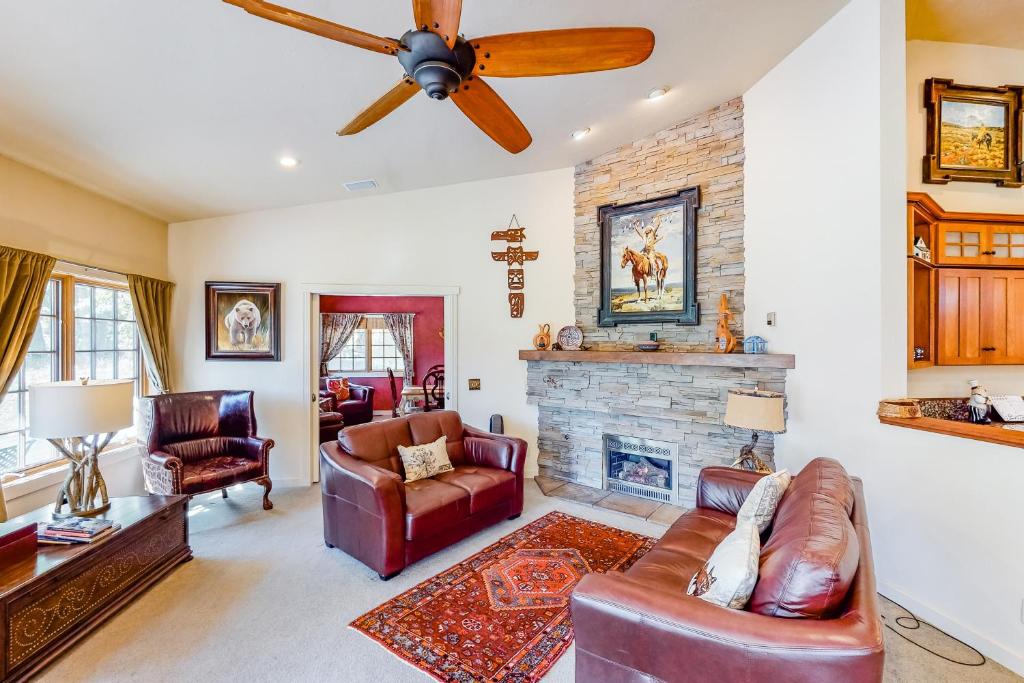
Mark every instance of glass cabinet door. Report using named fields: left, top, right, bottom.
left=987, top=226, right=1024, bottom=267
left=937, top=223, right=985, bottom=265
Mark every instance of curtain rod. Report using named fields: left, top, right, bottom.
left=54, top=258, right=127, bottom=278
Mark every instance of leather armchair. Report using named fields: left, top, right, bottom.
left=138, top=390, right=274, bottom=510
left=571, top=460, right=884, bottom=683
left=319, top=411, right=526, bottom=579
left=319, top=378, right=374, bottom=426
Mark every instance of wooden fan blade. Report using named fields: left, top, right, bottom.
left=470, top=28, right=654, bottom=77
left=224, top=0, right=401, bottom=55
left=337, top=79, right=420, bottom=136
left=412, top=0, right=463, bottom=48
left=451, top=77, right=531, bottom=154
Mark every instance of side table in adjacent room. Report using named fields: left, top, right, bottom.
left=0, top=495, right=191, bottom=682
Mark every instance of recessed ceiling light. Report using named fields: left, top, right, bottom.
left=647, top=87, right=669, bottom=100
left=279, top=156, right=299, bottom=169
left=571, top=128, right=591, bottom=141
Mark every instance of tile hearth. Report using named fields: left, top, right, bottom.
left=534, top=475, right=685, bottom=527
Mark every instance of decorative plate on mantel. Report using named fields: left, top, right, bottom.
left=556, top=326, right=583, bottom=351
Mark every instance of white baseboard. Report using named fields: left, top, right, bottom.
left=877, top=580, right=1024, bottom=677
left=269, top=477, right=310, bottom=488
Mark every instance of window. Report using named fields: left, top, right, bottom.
left=0, top=274, right=143, bottom=477
left=74, top=283, right=141, bottom=390
left=0, top=280, right=61, bottom=473
left=327, top=316, right=407, bottom=375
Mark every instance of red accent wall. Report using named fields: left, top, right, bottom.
left=319, top=295, right=444, bottom=411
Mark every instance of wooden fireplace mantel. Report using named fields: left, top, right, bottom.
left=518, top=350, right=796, bottom=369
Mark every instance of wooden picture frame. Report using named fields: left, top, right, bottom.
left=598, top=187, right=700, bottom=327
left=205, top=281, right=281, bottom=361
left=923, top=78, right=1024, bottom=187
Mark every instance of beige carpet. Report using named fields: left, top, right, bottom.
left=36, top=482, right=1021, bottom=682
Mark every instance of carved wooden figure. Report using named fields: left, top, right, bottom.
left=508, top=293, right=525, bottom=318
left=491, top=214, right=539, bottom=318
left=508, top=269, right=525, bottom=290
left=491, top=226, right=527, bottom=242
left=715, top=293, right=737, bottom=353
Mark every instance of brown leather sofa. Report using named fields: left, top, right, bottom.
left=319, top=411, right=526, bottom=579
left=319, top=378, right=374, bottom=427
left=571, top=458, right=884, bottom=682
left=138, top=390, right=274, bottom=510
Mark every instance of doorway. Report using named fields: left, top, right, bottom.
left=302, top=284, right=459, bottom=483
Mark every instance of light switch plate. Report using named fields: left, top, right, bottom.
left=468, top=378, right=481, bottom=390
left=767, top=312, right=777, bottom=327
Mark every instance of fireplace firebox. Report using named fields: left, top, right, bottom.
left=602, top=434, right=679, bottom=505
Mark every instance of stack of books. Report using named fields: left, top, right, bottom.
left=38, top=518, right=121, bottom=545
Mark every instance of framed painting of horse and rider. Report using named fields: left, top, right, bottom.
left=597, top=187, right=700, bottom=327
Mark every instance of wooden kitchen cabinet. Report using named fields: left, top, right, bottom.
left=936, top=221, right=1024, bottom=267
left=937, top=269, right=1024, bottom=365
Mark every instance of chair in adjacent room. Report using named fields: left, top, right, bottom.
left=387, top=368, right=400, bottom=418
left=319, top=377, right=375, bottom=426
left=138, top=390, right=274, bottom=509
left=422, top=366, right=445, bottom=411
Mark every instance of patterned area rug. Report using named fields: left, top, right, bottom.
left=350, top=511, right=656, bottom=682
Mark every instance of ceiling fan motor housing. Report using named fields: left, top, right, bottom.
left=398, top=30, right=475, bottom=100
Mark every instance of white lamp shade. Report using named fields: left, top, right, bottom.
left=29, top=380, right=134, bottom=439
left=723, top=388, right=786, bottom=434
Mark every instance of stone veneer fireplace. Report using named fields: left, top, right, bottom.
left=524, top=96, right=796, bottom=508
left=525, top=352, right=791, bottom=508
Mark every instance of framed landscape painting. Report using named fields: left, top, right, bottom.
left=924, top=78, right=1023, bottom=187
left=598, top=187, right=700, bottom=327
left=205, top=281, right=281, bottom=361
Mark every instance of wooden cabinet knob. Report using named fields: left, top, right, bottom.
left=982, top=347, right=997, bottom=352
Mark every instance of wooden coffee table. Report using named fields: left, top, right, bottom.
left=0, top=495, right=191, bottom=682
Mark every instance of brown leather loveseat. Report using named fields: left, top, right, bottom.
left=319, top=411, right=526, bottom=579
left=571, top=458, right=884, bottom=682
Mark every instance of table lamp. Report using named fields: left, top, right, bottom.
left=723, top=388, right=786, bottom=474
left=29, top=379, right=134, bottom=518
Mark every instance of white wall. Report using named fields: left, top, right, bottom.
left=746, top=0, right=1024, bottom=675
left=906, top=40, right=1024, bottom=397
left=168, top=169, right=575, bottom=486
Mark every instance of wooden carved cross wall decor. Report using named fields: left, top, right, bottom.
left=491, top=215, right=539, bottom=318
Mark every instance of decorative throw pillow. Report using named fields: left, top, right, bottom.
left=737, top=469, right=792, bottom=533
left=326, top=377, right=350, bottom=402
left=398, top=435, right=454, bottom=483
left=687, top=518, right=760, bottom=609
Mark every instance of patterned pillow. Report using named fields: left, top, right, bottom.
left=737, top=469, right=792, bottom=533
left=687, top=518, right=760, bottom=609
left=326, top=377, right=350, bottom=402
left=398, top=435, right=454, bottom=483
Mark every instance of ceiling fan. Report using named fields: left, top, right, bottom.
left=223, top=0, right=655, bottom=153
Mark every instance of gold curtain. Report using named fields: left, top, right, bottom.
left=127, top=274, right=175, bottom=394
left=0, top=246, right=57, bottom=522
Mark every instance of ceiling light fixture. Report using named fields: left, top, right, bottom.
left=571, top=128, right=591, bottom=141
left=647, top=86, right=669, bottom=100
left=279, top=156, right=300, bottom=169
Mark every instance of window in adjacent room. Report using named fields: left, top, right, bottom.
left=0, top=273, right=144, bottom=478
left=326, top=315, right=407, bottom=375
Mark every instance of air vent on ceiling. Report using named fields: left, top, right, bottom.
left=344, top=179, right=378, bottom=192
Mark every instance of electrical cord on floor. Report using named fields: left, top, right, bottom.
left=881, top=598, right=986, bottom=667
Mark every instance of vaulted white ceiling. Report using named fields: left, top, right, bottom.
left=0, top=1, right=846, bottom=222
